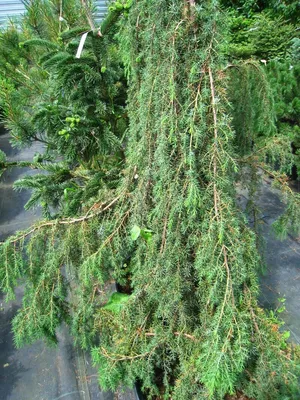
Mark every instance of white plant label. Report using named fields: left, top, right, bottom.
left=76, top=32, right=88, bottom=59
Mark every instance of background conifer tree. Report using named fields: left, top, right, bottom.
left=0, top=0, right=127, bottom=217
left=224, top=0, right=300, bottom=178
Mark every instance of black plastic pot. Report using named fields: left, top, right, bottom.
left=134, top=384, right=146, bottom=400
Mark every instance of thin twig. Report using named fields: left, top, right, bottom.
left=81, top=0, right=95, bottom=31
left=208, top=67, right=219, bottom=219
left=1, top=196, right=121, bottom=245
left=160, top=216, right=168, bottom=254
left=144, top=331, right=197, bottom=341
left=101, top=346, right=155, bottom=362
left=216, top=245, right=232, bottom=330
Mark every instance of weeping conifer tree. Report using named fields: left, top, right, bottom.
left=90, top=1, right=300, bottom=398
left=1, top=0, right=300, bottom=399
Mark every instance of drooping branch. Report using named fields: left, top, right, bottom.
left=81, top=0, right=95, bottom=31
left=1, top=195, right=122, bottom=245
left=0, top=161, right=41, bottom=171
left=145, top=331, right=197, bottom=341
left=208, top=67, right=220, bottom=219
left=184, top=0, right=196, bottom=20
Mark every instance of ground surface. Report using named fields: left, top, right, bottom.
left=238, top=176, right=300, bottom=344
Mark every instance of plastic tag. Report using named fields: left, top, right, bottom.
left=76, top=32, right=88, bottom=59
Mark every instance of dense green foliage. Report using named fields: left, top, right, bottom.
left=225, top=0, right=300, bottom=177
left=0, top=0, right=300, bottom=399
left=267, top=60, right=300, bottom=176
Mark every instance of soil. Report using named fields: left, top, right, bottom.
left=225, top=394, right=252, bottom=400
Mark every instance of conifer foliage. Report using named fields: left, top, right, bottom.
left=0, top=0, right=127, bottom=217
left=0, top=1, right=300, bottom=399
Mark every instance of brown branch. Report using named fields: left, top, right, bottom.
left=144, top=331, right=197, bottom=341
left=223, top=64, right=240, bottom=71
left=100, top=210, right=130, bottom=248
left=33, top=135, right=51, bottom=145
left=249, top=305, right=260, bottom=336
left=160, top=217, right=168, bottom=254
left=208, top=67, right=219, bottom=219
left=174, top=331, right=197, bottom=341
left=183, top=0, right=196, bottom=22
left=216, top=245, right=232, bottom=330
left=101, top=346, right=157, bottom=362
left=1, top=196, right=121, bottom=245
left=244, top=285, right=264, bottom=346
left=81, top=0, right=95, bottom=31
left=239, top=158, right=294, bottom=195
left=0, top=161, right=41, bottom=170
left=258, top=165, right=292, bottom=193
